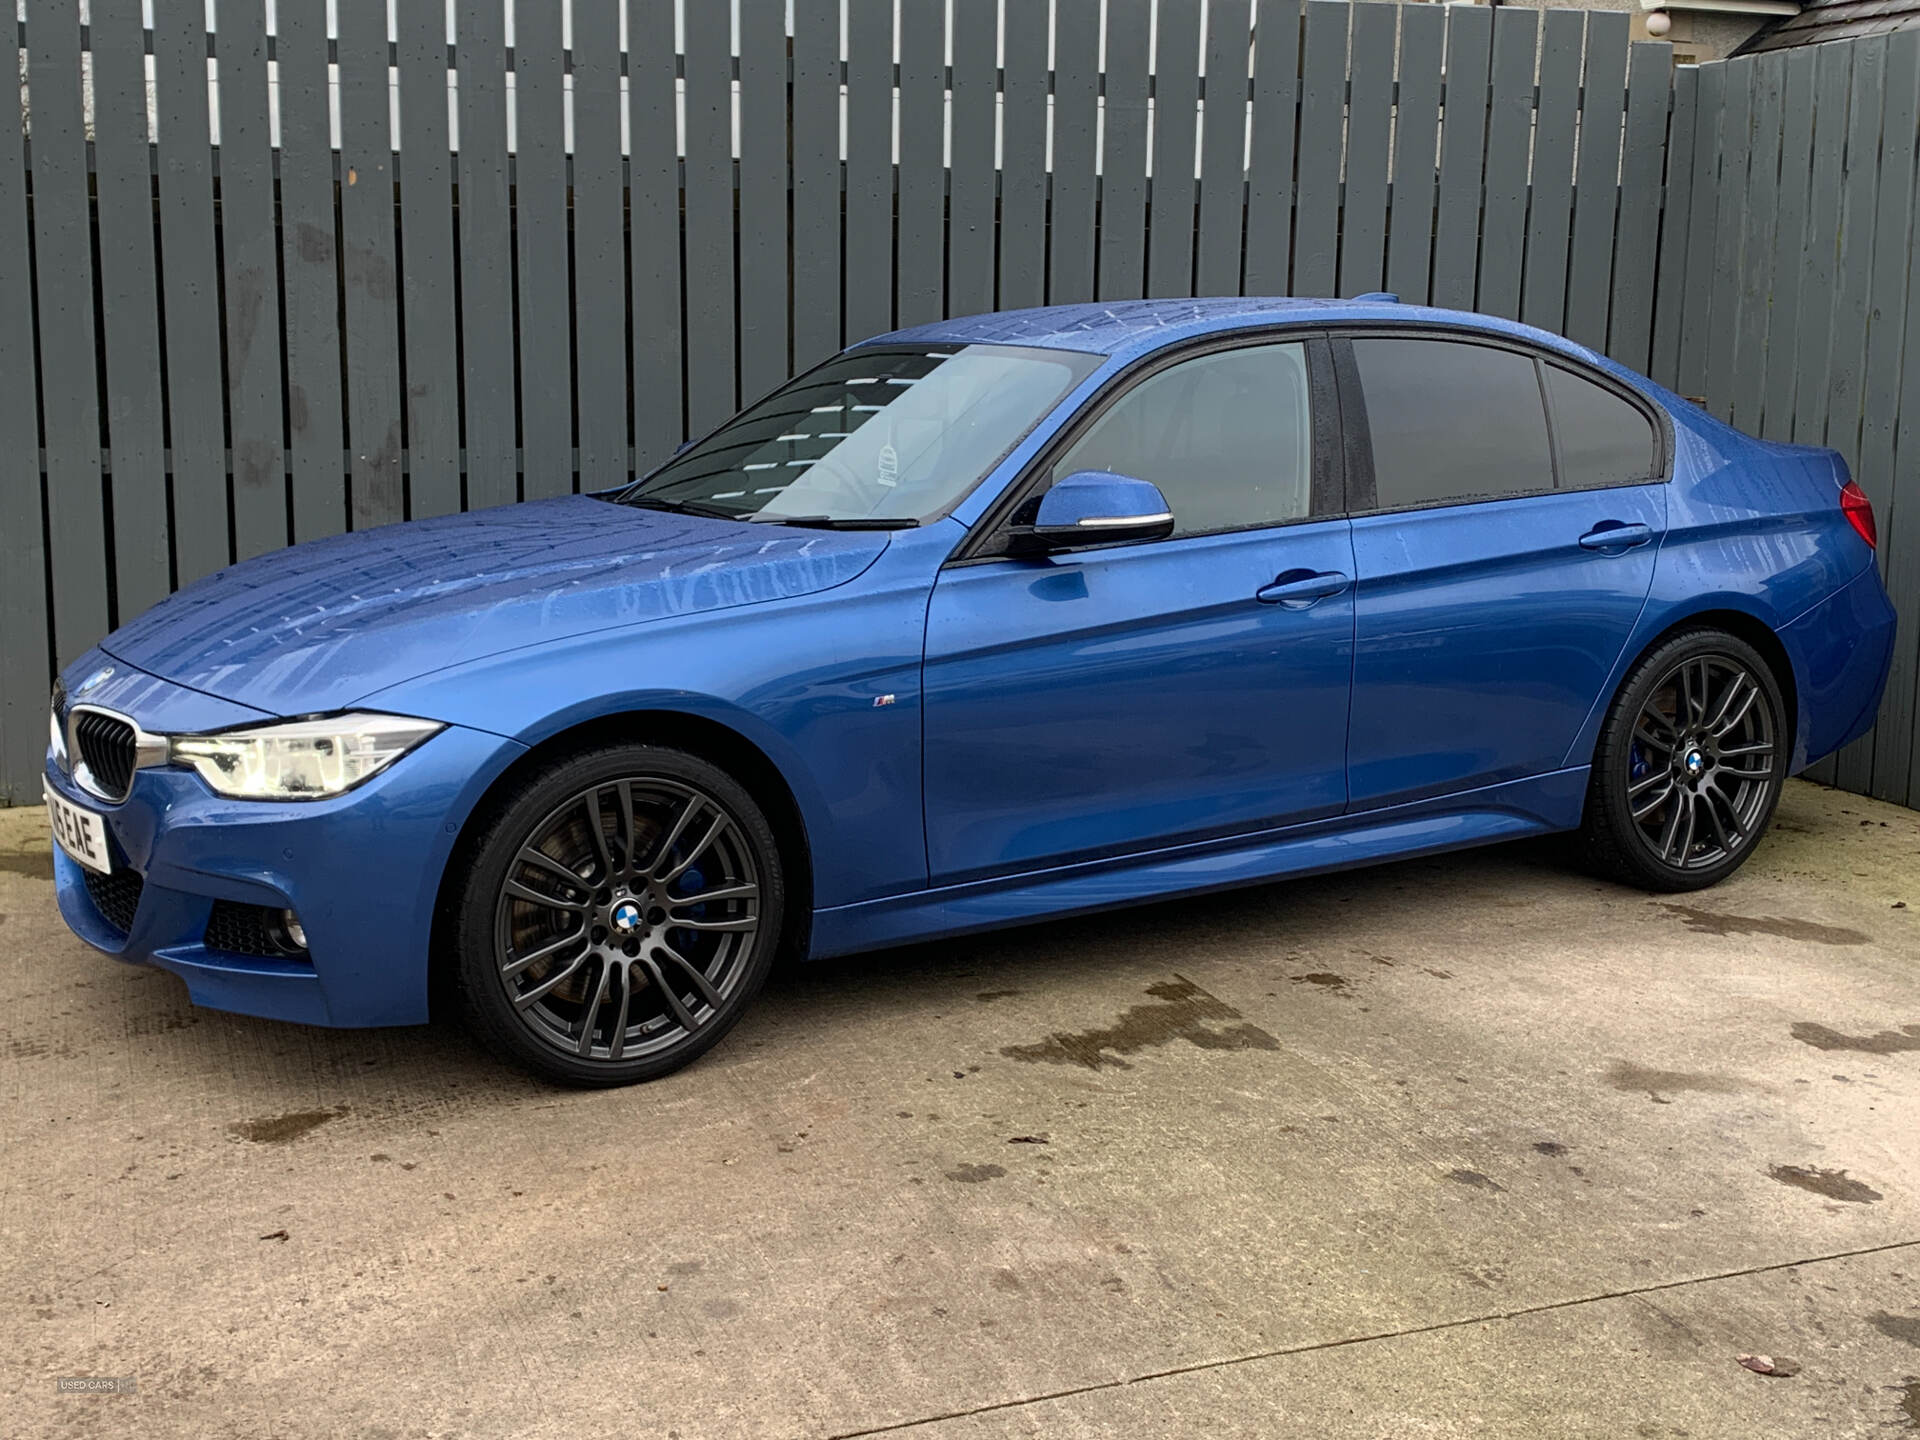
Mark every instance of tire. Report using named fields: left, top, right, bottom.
left=451, top=744, right=785, bottom=1086
left=1579, top=628, right=1788, bottom=893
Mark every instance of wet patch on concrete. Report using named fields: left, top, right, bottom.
left=1000, top=976, right=1279, bottom=1071
left=227, top=1106, right=347, bottom=1145
left=1868, top=1312, right=1920, bottom=1349
left=1900, top=1380, right=1920, bottom=1428
left=1446, top=1168, right=1506, bottom=1193
left=974, top=990, right=1024, bottom=1003
left=944, top=1162, right=1006, bottom=1184
left=1605, top=1059, right=1744, bottom=1102
left=1660, top=904, right=1868, bottom=946
left=1791, top=1021, right=1920, bottom=1055
left=1768, top=1164, right=1882, bottom=1204
left=0, top=845, right=54, bottom=881
left=1290, top=972, right=1351, bottom=993
left=1532, top=1141, right=1570, bottom=1157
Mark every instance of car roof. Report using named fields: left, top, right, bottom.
left=866, top=296, right=1625, bottom=376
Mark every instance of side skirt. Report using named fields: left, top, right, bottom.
left=809, top=767, right=1591, bottom=959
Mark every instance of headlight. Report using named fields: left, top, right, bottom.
left=169, top=713, right=445, bottom=799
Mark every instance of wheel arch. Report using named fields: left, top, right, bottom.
left=1581, top=604, right=1801, bottom=773
left=428, top=708, right=816, bottom=1015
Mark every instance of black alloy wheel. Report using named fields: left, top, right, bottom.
left=453, top=745, right=784, bottom=1086
left=1581, top=629, right=1787, bottom=892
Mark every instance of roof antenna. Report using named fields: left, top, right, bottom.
left=1354, top=291, right=1401, bottom=304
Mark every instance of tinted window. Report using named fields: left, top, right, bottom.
left=1352, top=338, right=1553, bottom=509
left=1547, top=364, right=1658, bottom=488
left=1050, top=342, right=1314, bottom=537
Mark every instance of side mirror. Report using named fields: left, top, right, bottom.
left=1008, top=471, right=1175, bottom=555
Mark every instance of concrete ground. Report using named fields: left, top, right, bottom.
left=2, top=779, right=1917, bottom=1439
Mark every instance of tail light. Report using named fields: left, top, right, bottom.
left=1840, top=479, right=1877, bottom=549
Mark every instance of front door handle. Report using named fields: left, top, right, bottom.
left=1256, top=569, right=1351, bottom=608
left=1578, top=521, right=1654, bottom=552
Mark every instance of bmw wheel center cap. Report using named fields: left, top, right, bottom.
left=611, top=901, right=643, bottom=933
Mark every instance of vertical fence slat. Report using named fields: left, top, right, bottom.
left=1098, top=0, right=1152, bottom=299
left=1791, top=45, right=1853, bottom=447
left=1607, top=41, right=1672, bottom=375
left=572, top=0, right=629, bottom=482
left=217, top=1, right=287, bottom=560
left=153, top=1, right=228, bottom=581
left=1242, top=0, right=1302, bottom=296
left=896, top=0, right=945, bottom=329
left=631, top=0, right=687, bottom=462
left=1196, top=0, right=1252, bottom=298
left=1431, top=4, right=1492, bottom=311
left=1386, top=3, right=1444, bottom=307
left=791, top=0, right=842, bottom=366
left=27, top=0, right=107, bottom=655
left=0, top=0, right=48, bottom=799
left=1677, top=61, right=1726, bottom=399
left=1760, top=50, right=1817, bottom=438
left=456, top=0, right=519, bottom=502
left=1336, top=0, right=1392, bottom=299
left=1050, top=0, right=1101, bottom=305
left=512, top=0, right=572, bottom=486
left=1148, top=0, right=1203, bottom=298
left=949, top=0, right=998, bottom=317
left=1730, top=56, right=1785, bottom=435
left=1862, top=32, right=1920, bottom=805
left=738, top=0, right=791, bottom=393
left=1830, top=38, right=1890, bottom=795
left=1293, top=2, right=1348, bottom=298
left=1000, top=0, right=1051, bottom=308
left=279, top=1, right=349, bottom=535
left=844, top=0, right=895, bottom=342
left=339, top=0, right=405, bottom=527
left=1648, top=66, right=1697, bottom=389
left=1478, top=6, right=1537, bottom=321
left=398, top=0, right=463, bottom=516
left=1703, top=58, right=1755, bottom=420
left=1565, top=11, right=1629, bottom=352
left=90, top=0, right=169, bottom=618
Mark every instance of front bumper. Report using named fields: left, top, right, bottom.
left=46, top=662, right=524, bottom=1027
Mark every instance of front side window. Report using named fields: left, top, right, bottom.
left=616, top=344, right=1100, bottom=525
left=1048, top=341, right=1315, bottom=537
left=1352, top=337, right=1554, bottom=510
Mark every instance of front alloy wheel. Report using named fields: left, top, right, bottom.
left=454, top=746, right=784, bottom=1085
left=1580, top=629, right=1787, bottom=892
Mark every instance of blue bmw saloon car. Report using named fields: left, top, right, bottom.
left=44, top=297, right=1894, bottom=1084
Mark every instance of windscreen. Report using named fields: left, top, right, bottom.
left=615, top=344, right=1101, bottom=525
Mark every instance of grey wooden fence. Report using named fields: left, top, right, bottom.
left=1669, top=30, right=1920, bottom=810
left=2, top=0, right=1917, bottom=815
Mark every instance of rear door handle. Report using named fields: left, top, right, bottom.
left=1256, top=569, right=1351, bottom=607
left=1578, top=521, right=1654, bottom=551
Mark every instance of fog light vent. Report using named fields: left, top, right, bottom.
left=205, top=901, right=311, bottom=960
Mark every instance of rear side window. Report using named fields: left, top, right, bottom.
left=1049, top=341, right=1314, bottom=537
left=1546, top=364, right=1659, bottom=488
left=1351, top=337, right=1554, bottom=509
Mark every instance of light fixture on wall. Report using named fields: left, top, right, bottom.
left=1646, top=9, right=1673, bottom=35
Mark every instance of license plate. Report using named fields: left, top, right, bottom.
left=44, top=780, right=112, bottom=875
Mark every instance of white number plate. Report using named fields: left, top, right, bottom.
left=44, top=780, right=112, bottom=875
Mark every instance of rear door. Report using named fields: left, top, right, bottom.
left=1337, top=332, right=1668, bottom=811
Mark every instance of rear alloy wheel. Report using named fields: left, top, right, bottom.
left=453, top=745, right=783, bottom=1085
left=1580, top=630, right=1787, bottom=892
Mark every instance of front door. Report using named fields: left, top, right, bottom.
left=922, top=335, right=1356, bottom=884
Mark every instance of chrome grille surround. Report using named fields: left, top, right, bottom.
left=65, top=704, right=170, bottom=805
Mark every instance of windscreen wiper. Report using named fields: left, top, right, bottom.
left=746, top=515, right=919, bottom=530
left=622, top=495, right=743, bottom=521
